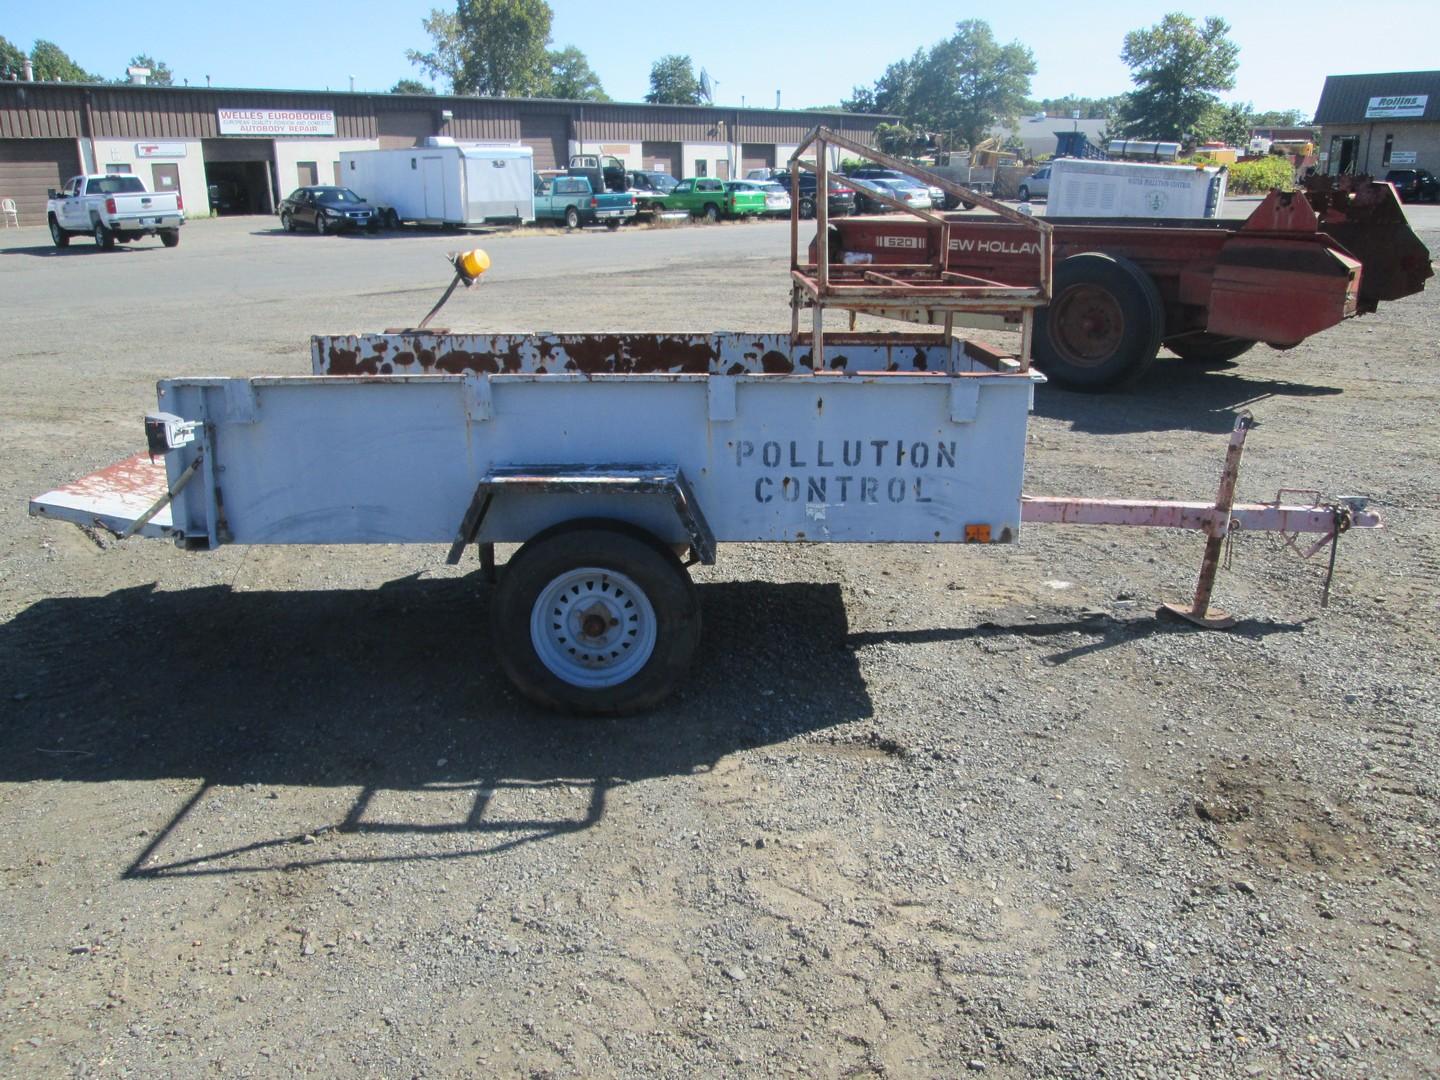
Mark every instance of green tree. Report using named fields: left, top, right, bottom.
left=1196, top=100, right=1252, bottom=146
left=30, top=40, right=96, bottom=82
left=1251, top=108, right=1307, bottom=128
left=0, top=35, right=27, bottom=79
left=1115, top=13, right=1240, bottom=142
left=389, top=78, right=436, bottom=94
left=919, top=20, right=1035, bottom=151
left=842, top=22, right=1034, bottom=150
left=407, top=0, right=554, bottom=97
left=645, top=54, right=702, bottom=105
left=123, top=54, right=174, bottom=86
left=546, top=45, right=607, bottom=101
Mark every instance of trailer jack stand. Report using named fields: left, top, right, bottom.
left=1161, top=413, right=1252, bottom=629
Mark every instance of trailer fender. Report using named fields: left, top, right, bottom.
left=1033, top=253, right=1163, bottom=391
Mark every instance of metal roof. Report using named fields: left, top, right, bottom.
left=1314, top=71, right=1440, bottom=124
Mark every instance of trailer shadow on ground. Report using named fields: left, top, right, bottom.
left=0, top=574, right=877, bottom=877
left=1037, top=357, right=1344, bottom=435
left=0, top=573, right=1310, bottom=880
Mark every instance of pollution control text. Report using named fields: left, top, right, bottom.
left=733, top=438, right=957, bottom=504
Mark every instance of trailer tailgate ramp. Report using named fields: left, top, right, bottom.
left=29, top=453, right=174, bottom=539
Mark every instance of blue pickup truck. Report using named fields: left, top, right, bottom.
left=533, top=175, right=636, bottom=230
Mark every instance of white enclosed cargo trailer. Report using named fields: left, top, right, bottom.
left=1048, top=158, right=1227, bottom=219
left=339, top=140, right=535, bottom=226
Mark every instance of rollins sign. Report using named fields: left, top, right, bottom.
left=217, top=109, right=337, bottom=136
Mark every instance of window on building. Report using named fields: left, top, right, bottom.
left=695, top=160, right=708, bottom=177
left=105, top=163, right=132, bottom=174
left=1382, top=134, right=1394, bottom=167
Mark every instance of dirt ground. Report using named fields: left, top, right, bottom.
left=1, top=210, right=1437, bottom=1078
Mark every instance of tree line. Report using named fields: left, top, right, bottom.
left=843, top=13, right=1308, bottom=154
left=5, top=7, right=1310, bottom=149
left=1, top=36, right=177, bottom=87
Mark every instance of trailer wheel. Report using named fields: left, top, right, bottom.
left=492, top=524, right=700, bottom=715
left=1168, top=334, right=1255, bottom=366
left=1033, top=253, right=1163, bottom=391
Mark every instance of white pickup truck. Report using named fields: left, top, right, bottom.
left=47, top=173, right=185, bottom=250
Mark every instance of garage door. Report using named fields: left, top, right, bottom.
left=642, top=141, right=682, bottom=176
left=741, top=144, right=775, bottom=176
left=520, top=115, right=568, bottom=171
left=377, top=110, right=434, bottom=149
left=0, top=138, right=82, bottom=223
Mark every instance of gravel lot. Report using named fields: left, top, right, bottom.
left=2, top=206, right=1437, bottom=1078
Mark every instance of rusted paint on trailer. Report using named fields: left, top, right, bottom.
left=313, top=332, right=956, bottom=377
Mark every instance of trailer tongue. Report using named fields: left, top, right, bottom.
left=28, top=129, right=1389, bottom=714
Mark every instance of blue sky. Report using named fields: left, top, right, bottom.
left=4, top=1, right=1433, bottom=114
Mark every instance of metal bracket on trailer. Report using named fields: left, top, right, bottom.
left=446, top=465, right=718, bottom=573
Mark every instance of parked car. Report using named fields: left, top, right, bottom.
left=754, top=169, right=855, bottom=219
left=278, top=186, right=379, bottom=234
left=47, top=173, right=184, bottom=249
left=726, top=180, right=789, bottom=217
left=753, top=180, right=792, bottom=217
left=1017, top=165, right=1051, bottom=202
left=1384, top=167, right=1440, bottom=203
left=659, top=177, right=765, bottom=221
left=847, top=167, right=944, bottom=210
left=627, top=170, right=680, bottom=218
left=851, top=177, right=931, bottom=215
left=533, top=174, right=636, bottom=229
left=207, top=180, right=248, bottom=214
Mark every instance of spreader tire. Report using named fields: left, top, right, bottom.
left=1168, top=334, right=1256, bottom=366
left=1033, top=253, right=1163, bottom=391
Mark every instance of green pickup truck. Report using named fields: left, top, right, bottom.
left=533, top=175, right=636, bottom=230
left=659, top=177, right=766, bottom=222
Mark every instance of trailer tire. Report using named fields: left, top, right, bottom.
left=492, top=524, right=700, bottom=715
left=1168, top=334, right=1255, bottom=366
left=1034, top=253, right=1163, bottom=391
left=49, top=216, right=69, bottom=248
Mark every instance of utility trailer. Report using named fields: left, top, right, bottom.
left=30, top=129, right=1384, bottom=715
left=339, top=141, right=535, bottom=227
left=823, top=176, right=1432, bottom=389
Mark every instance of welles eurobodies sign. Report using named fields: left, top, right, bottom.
left=217, top=108, right=336, bottom=136
left=1365, top=95, right=1428, bottom=120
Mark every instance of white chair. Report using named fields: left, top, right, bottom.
left=1, top=198, right=17, bottom=228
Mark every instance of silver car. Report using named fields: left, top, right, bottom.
left=1017, top=166, right=1051, bottom=202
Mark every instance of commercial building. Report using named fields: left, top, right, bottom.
left=1314, top=70, right=1440, bottom=175
left=0, top=81, right=890, bottom=222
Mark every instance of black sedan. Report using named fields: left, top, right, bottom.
left=278, top=186, right=379, bottom=234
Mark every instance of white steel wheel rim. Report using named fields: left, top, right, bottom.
left=530, top=567, right=658, bottom=689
